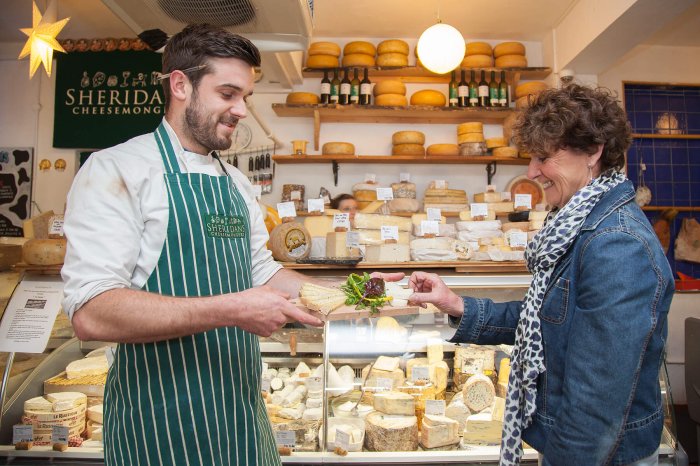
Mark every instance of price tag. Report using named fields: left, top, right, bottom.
left=13, top=425, right=33, bottom=444
left=486, top=184, right=497, bottom=192
left=275, top=430, right=296, bottom=448
left=376, top=187, right=394, bottom=201
left=426, top=208, right=442, bottom=221
left=364, top=173, right=376, bottom=183
left=305, top=376, right=323, bottom=391
left=375, top=377, right=394, bottom=390
left=335, top=428, right=351, bottom=450
left=52, top=426, right=69, bottom=445
left=508, top=231, right=528, bottom=248
left=470, top=203, right=488, bottom=218
left=425, top=399, right=446, bottom=416
left=333, top=213, right=351, bottom=230
left=290, top=190, right=301, bottom=201
left=514, top=194, right=532, bottom=210
left=307, top=198, right=325, bottom=213
left=412, top=366, right=430, bottom=381
left=277, top=202, right=297, bottom=219
left=399, top=172, right=411, bottom=182
left=252, top=184, right=263, bottom=199
left=433, top=179, right=446, bottom=189
left=48, top=217, right=64, bottom=236
left=345, top=231, right=360, bottom=248
left=420, top=220, right=440, bottom=236
left=261, top=377, right=271, bottom=392
left=380, top=225, right=399, bottom=241
left=501, top=191, right=512, bottom=201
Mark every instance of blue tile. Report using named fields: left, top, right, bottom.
left=635, top=112, right=652, bottom=131
left=673, top=165, right=690, bottom=182
left=655, top=182, right=673, bottom=200
left=687, top=113, right=700, bottom=132
left=688, top=139, right=700, bottom=150
left=635, top=95, right=652, bottom=111
left=674, top=183, right=690, bottom=202
left=692, top=165, right=700, bottom=180
left=691, top=182, right=700, bottom=199
left=655, top=164, right=672, bottom=180
left=671, top=148, right=689, bottom=166
left=669, top=96, right=686, bottom=112
left=651, top=95, right=668, bottom=112
left=642, top=165, right=655, bottom=181
left=654, top=148, right=671, bottom=165
left=685, top=95, right=700, bottom=111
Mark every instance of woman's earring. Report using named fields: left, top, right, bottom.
left=587, top=164, right=593, bottom=182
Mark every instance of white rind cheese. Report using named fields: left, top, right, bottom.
left=87, top=404, right=103, bottom=424
left=65, top=356, right=109, bottom=379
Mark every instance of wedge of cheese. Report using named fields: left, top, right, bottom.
left=373, top=391, right=415, bottom=415
left=87, top=404, right=103, bottom=424
left=405, top=359, right=449, bottom=394
left=45, top=392, right=88, bottom=411
left=354, top=213, right=412, bottom=231
left=374, top=356, right=401, bottom=372
left=365, top=244, right=410, bottom=263
left=421, top=414, right=460, bottom=448
left=445, top=393, right=471, bottom=434
left=463, top=397, right=505, bottom=444
left=65, top=356, right=109, bottom=380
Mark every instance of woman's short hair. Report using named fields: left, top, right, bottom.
left=330, top=194, right=355, bottom=210
left=512, top=84, right=632, bottom=171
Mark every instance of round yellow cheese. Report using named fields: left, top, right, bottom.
left=493, top=146, right=519, bottom=158
left=392, top=143, right=426, bottom=156
left=515, top=95, right=531, bottom=109
left=495, top=54, right=528, bottom=68
left=22, top=239, right=67, bottom=266
left=377, top=53, right=409, bottom=67
left=519, top=151, right=532, bottom=159
left=457, top=122, right=484, bottom=135
left=342, top=53, right=376, bottom=67
left=514, top=81, right=548, bottom=99
left=503, top=112, right=518, bottom=143
left=392, top=131, right=425, bottom=145
left=486, top=137, right=507, bottom=149
left=269, top=222, right=311, bottom=261
left=322, top=142, right=355, bottom=155
left=308, top=41, right=341, bottom=57
left=373, top=80, right=406, bottom=96
left=457, top=132, right=485, bottom=144
left=306, top=54, right=339, bottom=69
left=375, top=93, right=408, bottom=106
left=410, top=89, right=446, bottom=107
left=465, top=41, right=493, bottom=56
left=426, top=143, right=459, bottom=156
left=344, top=41, right=376, bottom=56
left=285, top=92, right=320, bottom=105
left=377, top=39, right=409, bottom=56
left=353, top=190, right=378, bottom=202
left=494, top=41, right=526, bottom=58
left=460, top=54, right=494, bottom=68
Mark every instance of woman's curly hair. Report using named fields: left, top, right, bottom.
left=512, top=84, right=632, bottom=171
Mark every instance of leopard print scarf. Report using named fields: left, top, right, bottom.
left=499, top=169, right=626, bottom=465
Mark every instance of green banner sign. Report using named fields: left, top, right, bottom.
left=53, top=51, right=165, bottom=149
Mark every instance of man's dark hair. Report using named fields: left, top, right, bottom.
left=161, top=24, right=261, bottom=108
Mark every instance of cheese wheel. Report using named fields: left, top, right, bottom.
left=377, top=39, right=409, bottom=56
left=462, top=373, right=495, bottom=412
left=457, top=122, right=483, bottom=135
left=342, top=53, right=376, bottom=67
left=285, top=92, right=319, bottom=105
left=493, top=146, right=519, bottom=158
left=322, top=142, right=355, bottom=155
left=426, top=143, right=459, bottom=156
left=269, top=222, right=311, bottom=261
left=392, top=131, right=425, bottom=145
left=392, top=143, right=425, bottom=156
left=410, top=89, right=446, bottom=107
left=365, top=412, right=419, bottom=452
left=306, top=54, right=339, bottom=69
left=465, top=42, right=493, bottom=56
left=22, top=239, right=66, bottom=265
left=377, top=53, right=409, bottom=67
left=486, top=137, right=507, bottom=149
left=353, top=190, right=378, bottom=202
left=343, top=41, right=376, bottom=57
left=458, top=132, right=485, bottom=144
left=515, top=81, right=548, bottom=99
left=461, top=54, right=494, bottom=68
left=515, top=95, right=531, bottom=109
left=494, top=41, right=526, bottom=58
left=375, top=93, right=408, bottom=106
left=308, top=41, right=341, bottom=57
left=373, top=80, right=406, bottom=96
left=495, top=54, right=528, bottom=68
left=390, top=181, right=417, bottom=199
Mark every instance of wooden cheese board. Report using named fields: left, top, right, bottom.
left=293, top=299, right=423, bottom=322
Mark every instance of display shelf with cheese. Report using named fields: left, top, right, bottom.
left=272, top=154, right=529, bottom=165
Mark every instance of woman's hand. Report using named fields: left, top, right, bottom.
left=408, top=271, right=464, bottom=318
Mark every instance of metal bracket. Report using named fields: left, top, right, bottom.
left=332, top=160, right=339, bottom=186
left=486, top=162, right=497, bottom=185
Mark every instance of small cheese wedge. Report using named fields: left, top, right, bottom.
left=373, top=391, right=415, bottom=415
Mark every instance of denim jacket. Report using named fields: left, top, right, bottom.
left=450, top=180, right=673, bottom=466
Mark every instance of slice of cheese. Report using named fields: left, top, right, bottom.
left=411, top=213, right=446, bottom=226
left=462, top=373, right=496, bottom=413
left=445, top=394, right=471, bottom=434
left=463, top=397, right=505, bottom=444
left=362, top=366, right=405, bottom=390
left=529, top=210, right=549, bottom=221
left=421, top=414, right=460, bottom=448
left=356, top=229, right=410, bottom=246
left=456, top=220, right=502, bottom=232
left=66, top=355, right=109, bottom=379
left=387, top=198, right=420, bottom=213
left=373, top=391, right=415, bottom=415
left=354, top=213, right=412, bottom=232
left=410, top=237, right=454, bottom=251
left=459, top=209, right=496, bottom=221
left=303, top=216, right=334, bottom=237
left=374, top=356, right=401, bottom=372
left=325, top=232, right=360, bottom=258
left=405, top=358, right=449, bottom=393
left=473, top=191, right=503, bottom=203
left=365, top=412, right=419, bottom=452
left=365, top=244, right=410, bottom=263
left=87, top=404, right=103, bottom=424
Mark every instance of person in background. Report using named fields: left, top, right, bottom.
left=330, top=193, right=358, bottom=221
left=408, top=84, right=673, bottom=466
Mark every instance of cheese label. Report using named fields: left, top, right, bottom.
left=261, top=378, right=271, bottom=392
left=52, top=426, right=69, bottom=444
left=380, top=225, right=399, bottom=241
left=376, top=188, right=394, bottom=201
left=514, top=194, right=532, bottom=209
left=425, top=399, right=446, bottom=416
left=305, top=376, right=323, bottom=391
left=13, top=425, right=33, bottom=444
left=433, top=179, right=446, bottom=189
left=333, top=213, right=351, bottom=230
left=290, top=190, right=302, bottom=201
left=427, top=208, right=442, bottom=221
left=204, top=214, right=247, bottom=239
left=364, top=173, right=376, bottom=183
left=48, top=217, right=64, bottom=236
left=508, top=231, right=528, bottom=248
left=412, top=366, right=430, bottom=381
left=501, top=191, right=512, bottom=201
left=345, top=231, right=360, bottom=248
left=470, top=203, right=488, bottom=218
left=400, top=172, right=411, bottom=182
left=277, top=202, right=297, bottom=219
left=307, top=198, right=325, bottom=213
left=335, top=428, right=351, bottom=450
left=274, top=430, right=296, bottom=448
left=420, top=220, right=440, bottom=236
left=375, top=377, right=394, bottom=390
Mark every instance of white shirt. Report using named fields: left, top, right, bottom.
left=61, top=119, right=281, bottom=320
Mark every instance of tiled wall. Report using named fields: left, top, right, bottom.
left=624, top=83, right=700, bottom=278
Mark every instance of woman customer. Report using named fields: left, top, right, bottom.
left=408, top=84, right=673, bottom=466
left=330, top=193, right=358, bottom=221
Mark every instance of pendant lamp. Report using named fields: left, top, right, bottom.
left=416, top=20, right=465, bottom=75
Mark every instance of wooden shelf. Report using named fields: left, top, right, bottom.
left=272, top=154, right=529, bottom=165
left=302, top=66, right=552, bottom=83
left=281, top=260, right=528, bottom=273
left=641, top=206, right=700, bottom=212
left=632, top=133, right=700, bottom=139
left=295, top=210, right=463, bottom=218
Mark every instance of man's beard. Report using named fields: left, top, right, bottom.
left=184, top=93, right=237, bottom=152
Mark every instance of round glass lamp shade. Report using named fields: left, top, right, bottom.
left=416, top=23, right=465, bottom=74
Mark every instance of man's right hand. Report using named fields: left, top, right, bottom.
left=229, top=286, right=323, bottom=337
left=408, top=271, right=464, bottom=318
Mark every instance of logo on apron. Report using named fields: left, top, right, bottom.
left=204, top=214, right=247, bottom=239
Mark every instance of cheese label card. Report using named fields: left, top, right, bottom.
left=375, top=377, right=394, bottom=390
left=345, top=231, right=360, bottom=248
left=470, top=203, right=488, bottom=218
left=13, top=425, right=33, bottom=444
left=52, top=426, right=69, bottom=444
left=364, top=173, right=376, bottom=183
left=275, top=430, right=296, bottom=448
left=305, top=376, right=323, bottom=391
left=426, top=208, right=442, bottom=221
left=335, top=429, right=350, bottom=450
left=412, top=366, right=430, bottom=381
left=380, top=225, right=399, bottom=241
left=307, top=198, right=325, bottom=213
left=252, top=184, right=263, bottom=199
left=376, top=187, right=394, bottom=201
left=48, top=217, right=64, bottom=236
left=514, top=194, right=532, bottom=209
left=486, top=184, right=497, bottom=192
left=502, top=191, right=512, bottom=201
left=420, top=220, right=440, bottom=236
left=333, top=213, right=351, bottom=230
left=277, top=202, right=297, bottom=219
left=399, top=172, right=411, bottom=182
left=261, top=378, right=271, bottom=392
left=434, top=179, right=446, bottom=189
left=290, top=190, right=302, bottom=201
left=425, top=399, right=446, bottom=416
left=509, top=231, right=528, bottom=248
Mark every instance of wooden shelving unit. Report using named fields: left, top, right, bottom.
left=272, top=154, right=529, bottom=165
left=632, top=133, right=700, bottom=140
left=282, top=260, right=528, bottom=274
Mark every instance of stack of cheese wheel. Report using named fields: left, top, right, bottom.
left=373, top=80, right=407, bottom=107
left=392, top=130, right=425, bottom=156
left=306, top=41, right=341, bottom=69
left=493, top=41, right=527, bottom=68
left=486, top=136, right=518, bottom=158
left=457, top=122, right=487, bottom=156
left=377, top=39, right=409, bottom=67
left=286, top=92, right=319, bottom=105
left=514, top=81, right=548, bottom=109
left=22, top=392, right=87, bottom=445
left=410, top=89, right=446, bottom=107
left=352, top=181, right=380, bottom=210
left=342, top=41, right=376, bottom=68
left=389, top=181, right=419, bottom=213
left=461, top=41, right=494, bottom=69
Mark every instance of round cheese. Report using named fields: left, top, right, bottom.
left=465, top=41, right=493, bottom=56
left=353, top=190, right=378, bottom=202
left=375, top=93, right=408, bottom=106
left=392, top=144, right=425, bottom=156
left=373, top=80, right=406, bottom=96
left=515, top=81, right=548, bottom=99
left=343, top=41, right=376, bottom=57
left=377, top=53, right=409, bottom=67
left=494, top=41, right=526, bottom=57
left=495, top=54, right=528, bottom=68
left=426, top=143, right=459, bottom=156
left=285, top=92, right=319, bottom=105
left=460, top=54, right=494, bottom=68
left=322, top=142, right=355, bottom=155
left=365, top=411, right=419, bottom=452
left=515, top=95, right=531, bottom=109
left=352, top=182, right=379, bottom=191
left=458, top=132, right=485, bottom=144
left=392, top=130, right=425, bottom=145
left=486, top=137, right=507, bottom=149
left=377, top=39, right=409, bottom=56
left=462, top=373, right=495, bottom=412
left=306, top=54, right=339, bottom=69
left=308, top=41, right=341, bottom=57
left=22, top=239, right=66, bottom=265
left=410, top=89, right=446, bottom=107
left=269, top=222, right=311, bottom=261
left=457, top=122, right=484, bottom=135
left=493, top=146, right=519, bottom=158
left=342, top=53, right=376, bottom=67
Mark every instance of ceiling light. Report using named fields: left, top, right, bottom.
left=18, top=1, right=70, bottom=78
left=416, top=21, right=465, bottom=75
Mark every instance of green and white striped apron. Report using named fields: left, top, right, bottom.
left=104, top=121, right=280, bottom=466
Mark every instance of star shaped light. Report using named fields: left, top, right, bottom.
left=18, top=1, right=70, bottom=78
